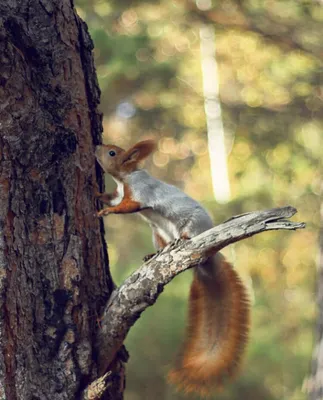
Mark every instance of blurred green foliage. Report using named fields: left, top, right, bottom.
left=76, top=0, right=321, bottom=398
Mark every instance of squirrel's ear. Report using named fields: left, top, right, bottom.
left=121, top=140, right=156, bottom=166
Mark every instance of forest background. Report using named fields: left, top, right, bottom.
left=75, top=1, right=321, bottom=399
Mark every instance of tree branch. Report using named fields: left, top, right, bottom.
left=96, top=206, right=305, bottom=373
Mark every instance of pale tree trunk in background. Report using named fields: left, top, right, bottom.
left=308, top=192, right=323, bottom=400
left=0, top=1, right=126, bottom=399
left=199, top=21, right=231, bottom=203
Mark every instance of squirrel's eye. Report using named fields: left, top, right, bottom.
left=109, top=150, right=116, bottom=157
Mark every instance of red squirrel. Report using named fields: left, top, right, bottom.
left=95, top=140, right=250, bottom=396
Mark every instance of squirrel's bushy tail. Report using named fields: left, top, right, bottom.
left=168, top=257, right=250, bottom=397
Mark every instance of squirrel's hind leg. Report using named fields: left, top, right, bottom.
left=143, top=232, right=168, bottom=261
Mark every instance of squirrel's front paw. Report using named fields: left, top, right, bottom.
left=97, top=208, right=110, bottom=217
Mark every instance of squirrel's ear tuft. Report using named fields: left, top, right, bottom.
left=121, top=140, right=156, bottom=167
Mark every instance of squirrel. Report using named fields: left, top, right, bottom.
left=94, top=140, right=250, bottom=396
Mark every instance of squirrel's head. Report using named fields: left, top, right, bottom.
left=95, top=140, right=156, bottom=178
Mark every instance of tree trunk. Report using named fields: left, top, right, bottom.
left=0, top=1, right=125, bottom=398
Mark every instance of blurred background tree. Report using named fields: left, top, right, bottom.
left=75, top=0, right=321, bottom=399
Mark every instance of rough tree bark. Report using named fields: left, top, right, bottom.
left=0, top=1, right=126, bottom=399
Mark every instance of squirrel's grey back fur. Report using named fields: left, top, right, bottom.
left=127, top=170, right=214, bottom=246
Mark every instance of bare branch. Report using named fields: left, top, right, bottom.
left=96, top=206, right=305, bottom=373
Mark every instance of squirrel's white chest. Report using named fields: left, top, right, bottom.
left=139, top=209, right=179, bottom=243
left=110, top=179, right=124, bottom=206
